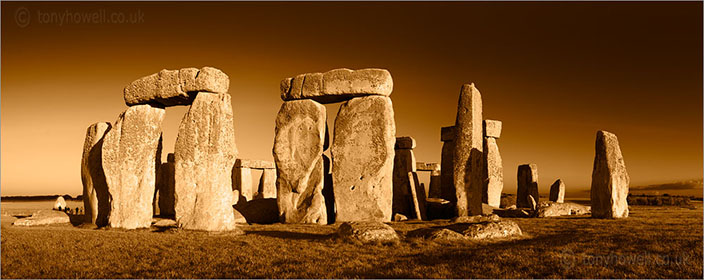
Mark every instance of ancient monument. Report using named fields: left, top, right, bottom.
left=517, top=164, right=540, bottom=208
left=483, top=119, right=503, bottom=208
left=591, top=130, right=630, bottom=218
left=233, top=159, right=277, bottom=201
left=440, top=126, right=456, bottom=203
left=81, top=122, right=111, bottom=226
left=155, top=153, right=176, bottom=216
left=453, top=83, right=484, bottom=216
left=549, top=179, right=565, bottom=203
left=392, top=136, right=417, bottom=218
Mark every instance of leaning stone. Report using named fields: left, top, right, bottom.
left=281, top=68, right=393, bottom=103
left=332, top=96, right=395, bottom=222
left=483, top=120, right=502, bottom=139
left=528, top=195, right=538, bottom=211
left=458, top=220, right=523, bottom=240
left=453, top=83, right=484, bottom=216
left=517, top=164, right=540, bottom=208
left=337, top=222, right=400, bottom=244
left=591, top=130, right=630, bottom=218
left=81, top=122, right=111, bottom=226
left=273, top=99, right=327, bottom=224
left=392, top=148, right=416, bottom=217
left=53, top=196, right=67, bottom=211
left=232, top=166, right=254, bottom=201
left=483, top=137, right=503, bottom=208
left=235, top=159, right=276, bottom=169
left=549, top=179, right=565, bottom=203
left=103, top=105, right=164, bottom=229
left=13, top=210, right=70, bottom=226
left=256, top=169, right=277, bottom=199
left=174, top=92, right=237, bottom=231
left=408, top=172, right=427, bottom=220
left=441, top=126, right=455, bottom=142
left=124, top=67, right=229, bottom=106
left=394, top=136, right=416, bottom=149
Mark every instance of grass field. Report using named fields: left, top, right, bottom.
left=1, top=203, right=702, bottom=278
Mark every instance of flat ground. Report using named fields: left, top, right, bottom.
left=1, top=203, right=702, bottom=279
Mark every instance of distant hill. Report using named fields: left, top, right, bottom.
left=1, top=194, right=82, bottom=201
left=630, top=179, right=703, bottom=197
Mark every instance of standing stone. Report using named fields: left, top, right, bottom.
left=103, top=105, right=165, bottom=229
left=453, top=83, right=484, bottom=216
left=483, top=137, right=503, bottom=208
left=392, top=137, right=416, bottom=217
left=174, top=92, right=237, bottom=231
left=408, top=172, right=427, bottom=220
left=256, top=169, right=277, bottom=199
left=440, top=127, right=456, bottom=202
left=428, top=166, right=442, bottom=198
left=322, top=154, right=335, bottom=224
left=232, top=165, right=254, bottom=201
left=517, top=164, right=540, bottom=208
left=81, top=122, right=111, bottom=226
left=332, top=96, right=395, bottom=222
left=549, top=179, right=565, bottom=203
left=157, top=154, right=176, bottom=216
left=591, top=130, right=630, bottom=218
left=273, top=99, right=327, bottom=224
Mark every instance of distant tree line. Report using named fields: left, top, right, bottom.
left=1, top=194, right=83, bottom=201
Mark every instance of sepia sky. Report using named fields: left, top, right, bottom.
left=1, top=2, right=702, bottom=197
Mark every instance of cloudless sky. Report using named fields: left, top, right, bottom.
left=1, top=2, right=702, bottom=197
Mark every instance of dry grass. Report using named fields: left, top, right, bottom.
left=1, top=204, right=702, bottom=279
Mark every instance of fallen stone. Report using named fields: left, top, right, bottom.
left=451, top=213, right=501, bottom=224
left=517, top=164, right=540, bottom=208
left=407, top=228, right=467, bottom=241
left=441, top=126, right=455, bottom=142
left=493, top=208, right=531, bottom=218
left=281, top=68, right=393, bottom=103
left=457, top=220, right=523, bottom=240
left=53, top=196, right=67, bottom=211
left=103, top=104, right=165, bottom=229
left=235, top=159, right=276, bottom=169
left=273, top=99, right=327, bottom=224
left=392, top=148, right=416, bottom=217
left=483, top=136, right=503, bottom=208
left=256, top=168, right=277, bottom=199
left=394, top=136, right=416, bottom=149
left=591, top=130, right=630, bottom=218
left=549, top=179, right=565, bottom=203
left=453, top=83, right=484, bottom=216
left=13, top=210, right=70, bottom=226
left=393, top=213, right=408, bottom=222
left=232, top=166, right=254, bottom=201
left=174, top=92, right=237, bottom=231
left=124, top=67, right=229, bottom=106
left=537, top=201, right=591, bottom=217
left=152, top=218, right=177, bottom=228
left=81, top=122, right=111, bottom=226
left=483, top=120, right=502, bottom=139
left=337, top=222, right=400, bottom=244
left=332, top=96, right=395, bottom=222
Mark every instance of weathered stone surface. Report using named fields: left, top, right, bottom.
left=441, top=126, right=455, bottom=142
left=549, top=179, right=565, bottom=203
left=232, top=167, right=254, bottom=201
left=174, top=92, right=237, bottom=231
left=591, top=130, right=630, bottom=219
left=393, top=213, right=408, bottom=222
left=332, top=96, right=395, bottom=222
left=274, top=99, right=327, bottom=224
left=395, top=136, right=416, bottom=149
left=453, top=83, right=484, bottom=216
left=322, top=155, right=335, bottom=224
left=408, top=227, right=467, bottom=241
left=517, top=164, right=539, bottom=208
left=537, top=201, right=590, bottom=217
left=156, top=155, right=175, bottom=216
left=103, top=105, right=165, bottom=229
left=256, top=169, right=277, bottom=199
left=13, top=210, right=70, bottom=226
left=408, top=172, right=427, bottom=220
left=337, top=222, right=400, bottom=244
left=416, top=162, right=440, bottom=172
left=440, top=140, right=456, bottom=202
left=235, top=159, right=276, bottom=169
left=483, top=120, right=502, bottom=139
left=392, top=149, right=416, bottom=217
left=152, top=218, right=177, bottom=228
left=451, top=214, right=501, bottom=224
left=456, top=220, right=522, bottom=240
left=483, top=137, right=503, bottom=208
left=81, top=122, right=111, bottom=226
left=124, top=67, right=229, bottom=106
left=53, top=197, right=67, bottom=210
left=281, top=68, right=393, bottom=103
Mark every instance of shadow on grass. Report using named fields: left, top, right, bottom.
left=246, top=230, right=335, bottom=240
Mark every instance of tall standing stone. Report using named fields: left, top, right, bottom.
left=273, top=99, right=327, bottom=224
left=102, top=105, right=165, bottom=229
left=157, top=153, right=176, bottom=216
left=591, top=130, right=630, bottom=218
left=453, top=83, right=484, bottom=216
left=233, top=165, right=254, bottom=201
left=440, top=126, right=456, bottom=203
left=483, top=120, right=503, bottom=208
left=174, top=92, right=237, bottom=231
left=392, top=137, right=416, bottom=217
left=549, top=179, right=565, bottom=203
left=332, top=96, right=395, bottom=222
left=517, top=164, right=539, bottom=208
left=81, top=122, right=111, bottom=226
